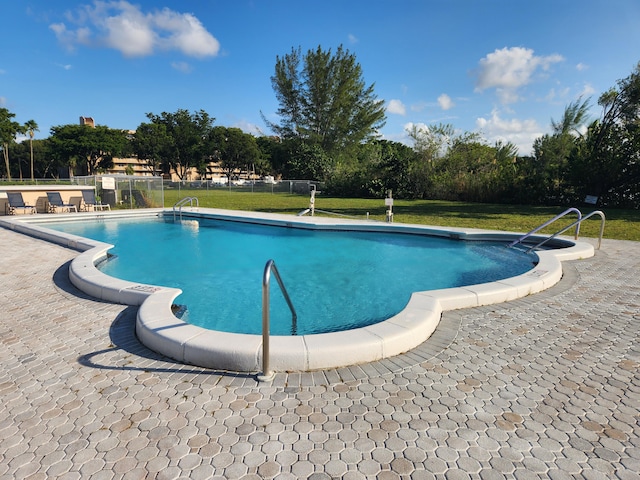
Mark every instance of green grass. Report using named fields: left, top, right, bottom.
left=163, top=188, right=640, bottom=242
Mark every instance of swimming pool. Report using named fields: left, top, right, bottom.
left=0, top=208, right=595, bottom=373
left=43, top=215, right=537, bottom=336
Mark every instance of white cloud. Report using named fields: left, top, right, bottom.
left=475, top=108, right=543, bottom=155
left=49, top=23, right=92, bottom=51
left=348, top=33, right=358, bottom=44
left=576, top=62, right=589, bottom=71
left=580, top=82, right=596, bottom=97
left=437, top=93, right=454, bottom=110
left=103, top=3, right=156, bottom=56
left=410, top=95, right=463, bottom=113
left=171, top=61, right=192, bottom=73
left=233, top=120, right=263, bottom=136
left=403, top=122, right=429, bottom=134
left=474, top=47, right=564, bottom=104
left=383, top=121, right=458, bottom=147
left=153, top=8, right=220, bottom=58
left=410, top=101, right=427, bottom=112
left=386, top=99, right=406, bottom=115
left=543, top=86, right=570, bottom=103
left=50, top=1, right=220, bottom=58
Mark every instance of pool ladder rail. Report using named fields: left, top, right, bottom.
left=173, top=196, right=199, bottom=221
left=258, top=259, right=297, bottom=382
left=509, top=207, right=605, bottom=252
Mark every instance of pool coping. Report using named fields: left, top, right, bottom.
left=0, top=208, right=595, bottom=374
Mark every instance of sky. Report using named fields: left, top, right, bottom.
left=2, top=0, right=640, bottom=156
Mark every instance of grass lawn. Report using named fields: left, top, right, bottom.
left=163, top=188, right=640, bottom=242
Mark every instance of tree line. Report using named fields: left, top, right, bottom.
left=1, top=45, right=638, bottom=208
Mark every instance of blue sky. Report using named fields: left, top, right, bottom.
left=2, top=1, right=639, bottom=155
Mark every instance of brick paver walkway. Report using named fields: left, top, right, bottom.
left=0, top=226, right=638, bottom=479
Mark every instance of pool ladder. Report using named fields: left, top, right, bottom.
left=509, top=208, right=606, bottom=252
left=173, top=196, right=199, bottom=221
left=258, top=259, right=297, bottom=382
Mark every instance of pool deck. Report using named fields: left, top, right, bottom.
left=1, top=226, right=639, bottom=479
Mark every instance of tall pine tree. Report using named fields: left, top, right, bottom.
left=266, top=45, right=386, bottom=160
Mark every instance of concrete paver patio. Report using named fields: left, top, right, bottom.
left=0, top=226, right=638, bottom=479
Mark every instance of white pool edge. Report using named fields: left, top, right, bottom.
left=0, top=208, right=595, bottom=373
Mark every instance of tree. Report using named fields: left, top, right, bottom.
left=143, top=109, right=215, bottom=180
left=407, top=123, right=455, bottom=163
left=255, top=136, right=279, bottom=175
left=375, top=140, right=419, bottom=198
left=405, top=123, right=457, bottom=198
left=33, top=139, right=58, bottom=178
left=209, top=126, right=262, bottom=183
left=281, top=139, right=331, bottom=180
left=266, top=45, right=386, bottom=166
left=569, top=119, right=639, bottom=206
left=530, top=97, right=592, bottom=204
left=24, top=120, right=39, bottom=181
left=567, top=63, right=640, bottom=206
left=0, top=108, right=23, bottom=180
left=49, top=124, right=129, bottom=175
left=325, top=139, right=416, bottom=198
left=404, top=124, right=522, bottom=201
left=133, top=122, right=171, bottom=176
left=551, top=97, right=591, bottom=137
left=598, top=62, right=640, bottom=130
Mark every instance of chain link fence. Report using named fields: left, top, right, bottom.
left=4, top=175, right=319, bottom=210
left=163, top=179, right=322, bottom=196
left=73, top=175, right=164, bottom=209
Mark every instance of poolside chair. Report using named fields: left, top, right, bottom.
left=5, top=192, right=37, bottom=215
left=80, top=190, right=110, bottom=211
left=132, top=190, right=149, bottom=208
left=46, top=191, right=77, bottom=213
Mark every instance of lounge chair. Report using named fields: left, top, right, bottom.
left=81, top=190, right=110, bottom=211
left=132, top=190, right=149, bottom=208
left=5, top=192, right=37, bottom=215
left=46, top=192, right=77, bottom=213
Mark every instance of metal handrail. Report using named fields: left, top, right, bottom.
left=172, top=196, right=199, bottom=221
left=509, top=207, right=582, bottom=248
left=526, top=210, right=606, bottom=252
left=259, top=259, right=297, bottom=382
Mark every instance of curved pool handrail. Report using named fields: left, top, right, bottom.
left=526, top=210, right=606, bottom=252
left=260, top=259, right=297, bottom=382
left=509, top=207, right=582, bottom=248
left=173, top=196, right=199, bottom=221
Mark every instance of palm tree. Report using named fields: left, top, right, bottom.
left=0, top=107, right=21, bottom=180
left=24, top=120, right=39, bottom=181
left=551, top=97, right=591, bottom=137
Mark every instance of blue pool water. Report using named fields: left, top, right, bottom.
left=46, top=216, right=537, bottom=335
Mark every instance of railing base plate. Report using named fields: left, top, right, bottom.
left=256, top=372, right=275, bottom=382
